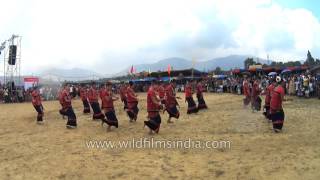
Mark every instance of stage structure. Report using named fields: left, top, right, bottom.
left=0, top=34, right=22, bottom=96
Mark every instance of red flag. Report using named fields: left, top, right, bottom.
left=130, top=65, right=134, bottom=74
left=167, top=64, right=171, bottom=76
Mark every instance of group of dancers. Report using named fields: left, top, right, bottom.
left=31, top=75, right=285, bottom=133
left=30, top=79, right=208, bottom=134
left=243, top=76, right=285, bottom=133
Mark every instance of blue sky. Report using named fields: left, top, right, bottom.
left=0, top=0, right=320, bottom=74
left=275, top=0, right=320, bottom=18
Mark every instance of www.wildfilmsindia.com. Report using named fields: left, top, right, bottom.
left=85, top=138, right=231, bottom=150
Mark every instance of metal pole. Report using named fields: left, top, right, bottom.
left=192, top=68, right=194, bottom=80
left=3, top=40, right=6, bottom=86
left=9, top=37, right=13, bottom=95
left=18, top=36, right=21, bottom=86
left=191, top=58, right=196, bottom=80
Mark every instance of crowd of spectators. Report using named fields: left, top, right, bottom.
left=0, top=84, right=61, bottom=103
left=206, top=73, right=320, bottom=99
left=1, top=72, right=320, bottom=104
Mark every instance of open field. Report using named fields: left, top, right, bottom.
left=0, top=93, right=320, bottom=180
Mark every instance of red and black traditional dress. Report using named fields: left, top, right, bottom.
left=263, top=83, right=275, bottom=120
left=158, top=85, right=166, bottom=105
left=58, top=89, right=68, bottom=118
left=119, top=85, right=128, bottom=110
left=100, top=88, right=118, bottom=128
left=60, top=89, right=77, bottom=128
left=126, top=86, right=139, bottom=121
left=31, top=89, right=44, bottom=123
left=243, top=80, right=251, bottom=106
left=196, top=82, right=208, bottom=110
left=165, top=84, right=180, bottom=119
left=185, top=84, right=198, bottom=114
left=88, top=87, right=105, bottom=120
left=270, top=85, right=285, bottom=132
left=251, top=80, right=261, bottom=111
left=80, top=87, right=91, bottom=114
left=144, top=86, right=161, bottom=133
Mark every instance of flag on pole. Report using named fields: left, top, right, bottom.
left=148, top=68, right=151, bottom=75
left=167, top=64, right=171, bottom=76
left=192, top=58, right=196, bottom=68
left=130, top=65, right=134, bottom=74
left=192, top=57, right=196, bottom=79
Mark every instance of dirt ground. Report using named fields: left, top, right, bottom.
left=0, top=93, right=319, bottom=180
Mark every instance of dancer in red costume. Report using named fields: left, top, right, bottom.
left=31, top=86, right=44, bottom=124
left=100, top=81, right=119, bottom=130
left=270, top=76, right=286, bottom=133
left=88, top=82, right=105, bottom=121
left=165, top=79, right=180, bottom=123
left=144, top=80, right=162, bottom=134
left=126, top=81, right=139, bottom=122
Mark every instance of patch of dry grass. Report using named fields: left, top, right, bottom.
left=0, top=93, right=319, bottom=180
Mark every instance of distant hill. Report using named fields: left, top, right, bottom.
left=18, top=55, right=270, bottom=81
left=196, top=55, right=268, bottom=71
left=133, top=57, right=192, bottom=72
left=115, top=55, right=268, bottom=76
left=39, top=68, right=103, bottom=81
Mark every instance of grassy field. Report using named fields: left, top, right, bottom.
left=0, top=93, right=319, bottom=180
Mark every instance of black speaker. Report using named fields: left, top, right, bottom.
left=8, top=45, right=17, bottom=65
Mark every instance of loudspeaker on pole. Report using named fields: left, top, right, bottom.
left=8, top=45, right=17, bottom=65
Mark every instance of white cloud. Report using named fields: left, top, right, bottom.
left=0, top=0, right=319, bottom=74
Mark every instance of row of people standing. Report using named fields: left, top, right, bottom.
left=243, top=76, right=285, bottom=133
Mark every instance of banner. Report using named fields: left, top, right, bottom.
left=24, top=77, right=39, bottom=90
left=248, top=65, right=262, bottom=70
